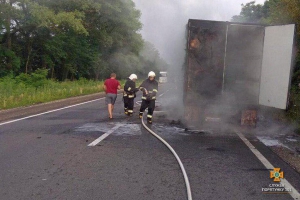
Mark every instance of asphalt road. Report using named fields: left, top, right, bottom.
left=0, top=85, right=299, bottom=200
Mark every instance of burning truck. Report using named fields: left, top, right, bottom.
left=184, top=19, right=296, bottom=128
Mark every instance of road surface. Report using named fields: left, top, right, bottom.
left=0, top=85, right=299, bottom=200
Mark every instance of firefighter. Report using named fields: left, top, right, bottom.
left=139, top=71, right=158, bottom=124
left=123, top=74, right=138, bottom=116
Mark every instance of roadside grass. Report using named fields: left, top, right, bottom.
left=0, top=78, right=105, bottom=110
left=0, top=72, right=143, bottom=110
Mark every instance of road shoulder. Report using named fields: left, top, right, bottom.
left=0, top=92, right=106, bottom=123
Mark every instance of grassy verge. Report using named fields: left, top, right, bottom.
left=0, top=78, right=105, bottom=110
left=0, top=70, right=143, bottom=110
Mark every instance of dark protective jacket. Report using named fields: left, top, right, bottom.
left=124, top=78, right=138, bottom=98
left=139, top=78, right=158, bottom=101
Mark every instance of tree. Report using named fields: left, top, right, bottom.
left=30, top=0, right=143, bottom=80
left=0, top=0, right=22, bottom=75
left=0, top=0, right=168, bottom=81
left=231, top=1, right=269, bottom=23
left=267, top=0, right=300, bottom=75
left=233, top=0, right=300, bottom=84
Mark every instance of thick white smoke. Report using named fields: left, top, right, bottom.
left=132, top=0, right=266, bottom=123
left=132, top=0, right=265, bottom=65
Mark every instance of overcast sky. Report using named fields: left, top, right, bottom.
left=132, top=0, right=266, bottom=66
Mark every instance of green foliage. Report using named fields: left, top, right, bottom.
left=0, top=0, right=167, bottom=82
left=14, top=73, right=31, bottom=85
left=0, top=75, right=105, bottom=109
left=0, top=47, right=20, bottom=76
left=15, top=69, right=48, bottom=88
left=233, top=0, right=300, bottom=84
left=231, top=0, right=280, bottom=24
left=286, top=86, right=300, bottom=128
left=28, top=2, right=88, bottom=35
left=0, top=0, right=169, bottom=111
left=231, top=1, right=268, bottom=23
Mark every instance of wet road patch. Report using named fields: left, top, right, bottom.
left=75, top=122, right=142, bottom=137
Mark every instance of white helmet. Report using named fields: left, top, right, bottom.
left=129, top=74, right=137, bottom=80
left=148, top=71, right=156, bottom=77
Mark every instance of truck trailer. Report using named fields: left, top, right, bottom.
left=184, top=19, right=295, bottom=127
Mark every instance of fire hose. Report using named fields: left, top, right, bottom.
left=141, top=114, right=193, bottom=200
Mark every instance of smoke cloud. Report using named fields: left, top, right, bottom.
left=132, top=0, right=267, bottom=126
left=132, top=0, right=265, bottom=65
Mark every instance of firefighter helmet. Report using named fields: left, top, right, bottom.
left=148, top=71, right=156, bottom=77
left=129, top=74, right=137, bottom=80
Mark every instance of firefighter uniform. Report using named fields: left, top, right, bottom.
left=124, top=74, right=138, bottom=116
left=139, top=72, right=158, bottom=124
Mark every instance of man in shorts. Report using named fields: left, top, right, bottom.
left=103, top=73, right=121, bottom=119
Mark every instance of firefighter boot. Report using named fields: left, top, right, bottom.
left=147, top=116, right=152, bottom=124
left=124, top=108, right=128, bottom=115
left=139, top=112, right=143, bottom=119
left=128, top=110, right=133, bottom=117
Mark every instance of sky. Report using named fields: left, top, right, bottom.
left=132, top=0, right=266, bottom=66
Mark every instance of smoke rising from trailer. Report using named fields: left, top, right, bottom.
left=131, top=1, right=300, bottom=158
left=131, top=0, right=296, bottom=137
left=132, top=0, right=266, bottom=122
left=132, top=0, right=265, bottom=65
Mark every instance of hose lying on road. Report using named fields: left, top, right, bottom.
left=141, top=115, right=193, bottom=200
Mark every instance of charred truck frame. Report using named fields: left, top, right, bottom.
left=184, top=19, right=296, bottom=127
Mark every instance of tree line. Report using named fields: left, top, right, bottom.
left=232, top=0, right=300, bottom=84
left=0, top=0, right=168, bottom=80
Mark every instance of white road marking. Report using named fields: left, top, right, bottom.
left=0, top=97, right=107, bottom=126
left=0, top=93, right=124, bottom=126
left=135, top=100, right=142, bottom=105
left=0, top=97, right=105, bottom=126
left=236, top=131, right=300, bottom=199
left=153, top=111, right=166, bottom=113
left=88, top=124, right=122, bottom=146
left=75, top=123, right=141, bottom=136
left=113, top=124, right=141, bottom=136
